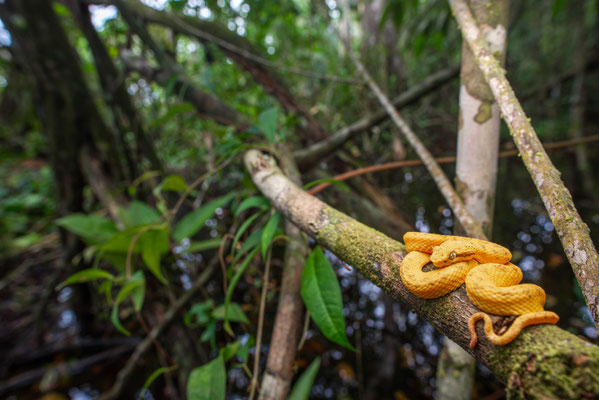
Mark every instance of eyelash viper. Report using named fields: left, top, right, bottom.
left=401, top=232, right=559, bottom=348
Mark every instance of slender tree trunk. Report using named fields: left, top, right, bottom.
left=259, top=146, right=308, bottom=400
left=436, top=1, right=509, bottom=399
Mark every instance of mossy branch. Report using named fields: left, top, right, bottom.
left=449, top=0, right=599, bottom=332
left=244, top=149, right=599, bottom=400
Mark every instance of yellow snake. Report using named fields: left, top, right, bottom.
left=401, top=232, right=559, bottom=348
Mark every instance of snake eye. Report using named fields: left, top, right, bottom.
left=449, top=252, right=456, bottom=260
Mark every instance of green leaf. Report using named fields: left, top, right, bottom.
left=301, top=247, right=354, bottom=351
left=220, top=340, right=240, bottom=362
left=212, top=303, right=249, bottom=324
left=173, top=193, right=235, bottom=242
left=187, top=355, right=226, bottom=400
left=234, top=196, right=270, bottom=217
left=58, top=268, right=114, bottom=290
left=183, top=238, right=223, bottom=254
left=138, top=366, right=176, bottom=400
left=111, top=271, right=145, bottom=336
left=140, top=226, right=169, bottom=284
left=232, top=212, right=263, bottom=255
left=184, top=299, right=214, bottom=326
left=239, top=227, right=263, bottom=256
left=224, top=247, right=260, bottom=335
left=258, top=107, right=279, bottom=142
left=120, top=202, right=160, bottom=228
left=157, top=174, right=188, bottom=193
left=261, top=212, right=282, bottom=258
left=200, top=320, right=217, bottom=349
left=56, top=214, right=118, bottom=245
left=288, top=357, right=321, bottom=400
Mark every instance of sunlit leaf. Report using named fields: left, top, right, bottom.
left=301, top=247, right=355, bottom=351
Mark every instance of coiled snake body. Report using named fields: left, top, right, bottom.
left=401, top=232, right=559, bottom=348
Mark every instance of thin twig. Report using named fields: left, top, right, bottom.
left=308, top=133, right=599, bottom=195
left=248, top=247, right=272, bottom=400
left=338, top=3, right=485, bottom=239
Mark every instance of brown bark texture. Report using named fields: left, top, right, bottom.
left=244, top=149, right=599, bottom=400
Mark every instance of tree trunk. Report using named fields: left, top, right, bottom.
left=436, top=1, right=509, bottom=399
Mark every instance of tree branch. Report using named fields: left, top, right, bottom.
left=449, top=0, right=599, bottom=331
left=244, top=149, right=599, bottom=400
left=293, top=65, right=459, bottom=169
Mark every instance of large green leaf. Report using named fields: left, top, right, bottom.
left=288, top=357, right=321, bottom=400
left=56, top=214, right=117, bottom=245
left=172, top=193, right=235, bottom=242
left=301, top=247, right=354, bottom=351
left=258, top=106, right=279, bottom=142
left=261, top=211, right=282, bottom=258
left=187, top=355, right=226, bottom=400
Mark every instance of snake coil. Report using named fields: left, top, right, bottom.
left=401, top=232, right=559, bottom=348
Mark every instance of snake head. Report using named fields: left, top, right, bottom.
left=430, top=240, right=477, bottom=267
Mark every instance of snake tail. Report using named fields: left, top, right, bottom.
left=468, top=311, right=560, bottom=349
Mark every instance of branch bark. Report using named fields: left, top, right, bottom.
left=449, top=0, right=599, bottom=331
left=244, top=149, right=599, bottom=400
left=292, top=66, right=459, bottom=169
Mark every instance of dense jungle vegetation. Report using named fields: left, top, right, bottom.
left=0, top=0, right=598, bottom=399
